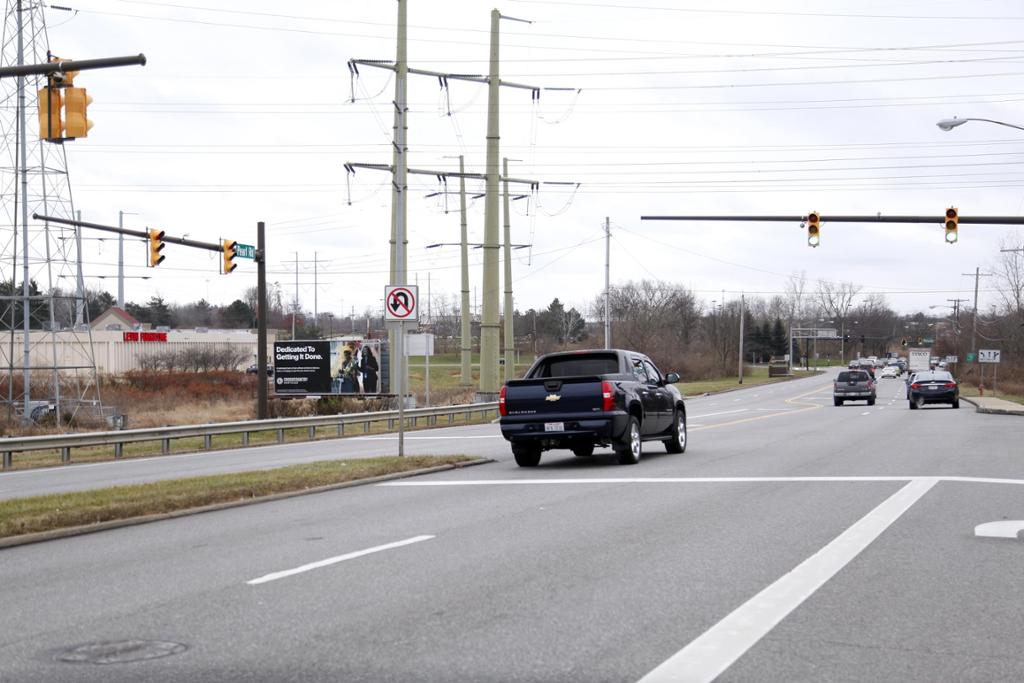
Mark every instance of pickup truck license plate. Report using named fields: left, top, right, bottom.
left=544, top=422, right=564, bottom=432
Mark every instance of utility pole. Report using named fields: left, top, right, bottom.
left=738, top=293, right=745, bottom=384
left=963, top=267, right=993, bottom=364
left=604, top=217, right=611, bottom=349
left=459, top=155, right=471, bottom=386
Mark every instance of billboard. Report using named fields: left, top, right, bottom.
left=273, top=339, right=384, bottom=396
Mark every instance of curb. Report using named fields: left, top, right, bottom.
left=0, top=458, right=495, bottom=550
left=960, top=397, right=1024, bottom=416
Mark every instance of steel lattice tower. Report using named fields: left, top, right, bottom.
left=0, top=0, right=102, bottom=426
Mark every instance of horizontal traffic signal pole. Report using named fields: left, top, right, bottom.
left=641, top=214, right=1024, bottom=225
left=0, top=54, right=146, bottom=79
left=34, top=214, right=223, bottom=253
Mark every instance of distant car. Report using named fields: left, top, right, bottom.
left=246, top=364, right=274, bottom=376
left=880, top=365, right=900, bottom=379
left=834, top=369, right=876, bottom=406
left=908, top=370, right=959, bottom=409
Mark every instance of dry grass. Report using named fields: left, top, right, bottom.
left=0, top=456, right=474, bottom=539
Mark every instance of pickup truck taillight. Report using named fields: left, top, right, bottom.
left=602, top=380, right=615, bottom=412
left=499, top=385, right=507, bottom=416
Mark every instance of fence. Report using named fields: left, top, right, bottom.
left=1, top=402, right=500, bottom=469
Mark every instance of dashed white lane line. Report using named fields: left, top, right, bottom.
left=349, top=435, right=502, bottom=441
left=636, top=478, right=939, bottom=683
left=861, top=411, right=871, bottom=416
left=247, top=535, right=434, bottom=585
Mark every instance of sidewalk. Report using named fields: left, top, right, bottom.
left=961, top=395, right=1024, bottom=416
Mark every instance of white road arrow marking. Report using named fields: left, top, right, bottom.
left=974, top=521, right=1024, bottom=539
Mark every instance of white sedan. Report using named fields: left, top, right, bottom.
left=880, top=365, right=901, bottom=379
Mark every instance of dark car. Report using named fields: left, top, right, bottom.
left=908, top=370, right=959, bottom=409
left=834, top=369, right=876, bottom=406
left=499, top=349, right=685, bottom=467
left=246, top=364, right=274, bottom=376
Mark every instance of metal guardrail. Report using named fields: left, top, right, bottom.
left=0, top=402, right=500, bottom=469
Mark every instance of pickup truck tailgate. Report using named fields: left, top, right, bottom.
left=503, top=376, right=605, bottom=416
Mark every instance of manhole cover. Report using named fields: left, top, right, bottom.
left=56, top=640, right=187, bottom=664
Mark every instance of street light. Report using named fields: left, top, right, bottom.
left=936, top=117, right=1024, bottom=132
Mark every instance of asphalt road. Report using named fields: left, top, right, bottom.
left=1, top=369, right=1022, bottom=682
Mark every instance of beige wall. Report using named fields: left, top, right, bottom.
left=2, top=329, right=276, bottom=375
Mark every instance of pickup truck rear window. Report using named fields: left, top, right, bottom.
left=532, top=353, right=620, bottom=378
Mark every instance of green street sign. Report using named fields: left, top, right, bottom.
left=966, top=352, right=976, bottom=362
left=235, top=243, right=256, bottom=260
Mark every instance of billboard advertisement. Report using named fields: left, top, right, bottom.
left=273, top=339, right=384, bottom=396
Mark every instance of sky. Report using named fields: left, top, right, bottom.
left=32, top=0, right=1024, bottom=321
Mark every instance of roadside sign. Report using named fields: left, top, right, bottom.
left=978, top=349, right=1001, bottom=363
left=966, top=352, right=976, bottom=362
left=384, top=285, right=418, bottom=321
left=944, top=355, right=958, bottom=364
left=234, top=243, right=256, bottom=260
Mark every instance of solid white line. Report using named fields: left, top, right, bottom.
left=689, top=409, right=748, bottom=419
left=348, top=435, right=501, bottom=441
left=974, top=521, right=1024, bottom=538
left=380, top=475, right=1024, bottom=487
left=246, top=535, right=434, bottom=585
left=636, top=478, right=938, bottom=683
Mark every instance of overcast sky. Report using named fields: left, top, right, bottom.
left=40, top=0, right=1024, bottom=320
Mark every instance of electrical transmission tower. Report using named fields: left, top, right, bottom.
left=0, top=0, right=102, bottom=426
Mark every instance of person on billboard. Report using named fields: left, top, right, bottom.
left=339, top=349, right=359, bottom=393
left=361, top=344, right=379, bottom=393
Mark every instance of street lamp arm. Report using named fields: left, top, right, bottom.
left=937, top=117, right=1024, bottom=132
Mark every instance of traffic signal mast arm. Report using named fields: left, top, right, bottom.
left=640, top=213, right=1024, bottom=225
left=0, top=53, right=146, bottom=79
left=32, top=214, right=245, bottom=269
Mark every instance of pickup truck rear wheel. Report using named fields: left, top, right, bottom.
left=615, top=416, right=642, bottom=465
left=511, top=443, right=542, bottom=467
left=663, top=409, right=687, bottom=454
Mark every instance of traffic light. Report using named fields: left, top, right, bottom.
left=222, top=239, right=238, bottom=274
left=806, top=211, right=821, bottom=248
left=63, top=86, right=93, bottom=138
left=843, top=334, right=850, bottom=343
left=36, top=77, right=63, bottom=141
left=148, top=229, right=165, bottom=267
left=944, top=207, right=958, bottom=244
left=861, top=334, right=866, bottom=344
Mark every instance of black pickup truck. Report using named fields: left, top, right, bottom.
left=499, top=349, right=686, bottom=467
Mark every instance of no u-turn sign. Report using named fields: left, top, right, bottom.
left=384, top=285, right=419, bottom=321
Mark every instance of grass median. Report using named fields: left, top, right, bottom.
left=676, top=367, right=820, bottom=396
left=0, top=456, right=476, bottom=541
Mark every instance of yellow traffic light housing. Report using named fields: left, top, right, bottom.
left=807, top=211, right=821, bottom=248
left=944, top=207, right=958, bottom=244
left=36, top=78, right=63, bottom=141
left=222, top=240, right=238, bottom=274
left=64, top=87, right=93, bottom=139
left=148, top=229, right=166, bottom=267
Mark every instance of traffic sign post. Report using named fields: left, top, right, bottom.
left=385, top=285, right=419, bottom=457
left=978, top=349, right=1002, bottom=396
left=235, top=243, right=256, bottom=260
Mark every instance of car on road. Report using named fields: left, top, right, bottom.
left=245, top=364, right=274, bottom=376
left=908, top=370, right=959, bottom=409
left=880, top=365, right=900, bottom=379
left=499, top=349, right=685, bottom=467
left=833, top=369, right=876, bottom=406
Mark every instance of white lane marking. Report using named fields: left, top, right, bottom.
left=247, top=535, right=434, bottom=585
left=753, top=408, right=793, bottom=412
left=733, top=398, right=742, bottom=402
left=974, top=521, right=1024, bottom=539
left=382, top=476, right=1024, bottom=487
left=348, top=435, right=501, bottom=441
left=689, top=409, right=748, bottom=419
left=636, top=478, right=938, bottom=683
